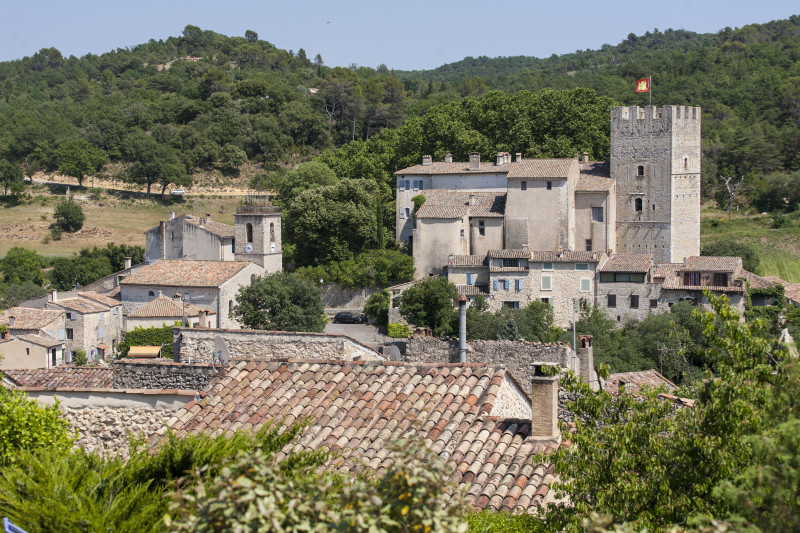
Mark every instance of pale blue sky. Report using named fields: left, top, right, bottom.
left=2, top=1, right=797, bottom=70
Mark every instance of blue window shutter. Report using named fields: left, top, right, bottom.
left=504, top=279, right=509, bottom=290
left=515, top=279, right=522, bottom=291
left=98, top=326, right=104, bottom=339
left=493, top=280, right=498, bottom=291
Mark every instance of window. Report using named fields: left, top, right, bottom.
left=599, top=272, right=646, bottom=283
left=405, top=207, right=410, bottom=219
left=148, top=291, right=155, bottom=297
left=546, top=181, right=552, bottom=190
left=542, top=262, right=553, bottom=271
left=503, top=301, right=520, bottom=309
left=637, top=165, right=644, bottom=176
left=635, top=198, right=643, bottom=212
left=541, top=275, right=552, bottom=291
left=540, top=297, right=549, bottom=304
left=575, top=263, right=589, bottom=271
left=684, top=157, right=688, bottom=169
left=630, top=295, right=640, bottom=309
left=591, top=207, right=603, bottom=222
left=502, top=258, right=518, bottom=267
left=460, top=229, right=465, bottom=238
left=521, top=181, right=527, bottom=190
left=685, top=272, right=701, bottom=286
left=652, top=204, right=656, bottom=211
left=478, top=220, right=485, bottom=236
left=580, top=279, right=591, bottom=292
left=405, top=180, right=410, bottom=190
left=66, top=328, right=73, bottom=340
left=113, top=307, right=118, bottom=315
left=399, top=209, right=405, bottom=219
left=515, top=279, right=523, bottom=291
left=270, top=222, right=275, bottom=242
left=246, top=223, right=253, bottom=243
left=607, top=294, right=617, bottom=308
left=578, top=299, right=589, bottom=312
left=713, top=273, right=728, bottom=287
left=466, top=273, right=475, bottom=285
left=650, top=298, right=658, bottom=309
left=585, top=239, right=592, bottom=252
left=100, top=312, right=105, bottom=321
left=503, top=279, right=509, bottom=290
left=229, top=300, right=234, bottom=316
left=231, top=238, right=236, bottom=253
left=26, top=348, right=30, bottom=355
left=398, top=181, right=404, bottom=191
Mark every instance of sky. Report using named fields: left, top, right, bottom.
left=1, top=1, right=797, bottom=71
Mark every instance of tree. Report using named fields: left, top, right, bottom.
left=398, top=277, right=458, bottom=336
left=545, top=293, right=800, bottom=531
left=220, top=143, right=247, bottom=173
left=123, top=132, right=189, bottom=197
left=0, top=281, right=47, bottom=309
left=244, top=29, right=258, bottom=42
left=702, top=240, right=760, bottom=274
left=720, top=174, right=746, bottom=219
left=0, top=247, right=45, bottom=286
left=233, top=272, right=325, bottom=332
left=0, top=386, right=74, bottom=464
left=364, top=289, right=390, bottom=327
left=275, top=161, right=338, bottom=209
left=53, top=197, right=85, bottom=232
left=0, top=159, right=24, bottom=197
left=54, top=139, right=107, bottom=188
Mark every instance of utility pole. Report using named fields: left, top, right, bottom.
left=572, top=298, right=577, bottom=351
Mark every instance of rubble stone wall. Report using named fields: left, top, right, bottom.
left=113, top=359, right=220, bottom=390
left=62, top=406, right=176, bottom=457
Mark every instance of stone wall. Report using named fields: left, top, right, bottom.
left=175, top=327, right=383, bottom=363
left=113, top=359, right=220, bottom=390
left=321, top=283, right=377, bottom=311
left=62, top=406, right=176, bottom=457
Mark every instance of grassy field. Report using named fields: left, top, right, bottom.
left=701, top=203, right=800, bottom=283
left=0, top=185, right=243, bottom=259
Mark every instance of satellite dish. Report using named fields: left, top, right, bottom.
left=213, top=335, right=230, bottom=365
left=389, top=345, right=402, bottom=362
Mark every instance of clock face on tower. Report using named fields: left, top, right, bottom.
left=244, top=242, right=254, bottom=254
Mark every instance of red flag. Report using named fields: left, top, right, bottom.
left=635, top=77, right=650, bottom=93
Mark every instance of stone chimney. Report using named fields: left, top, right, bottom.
left=124, top=257, right=132, bottom=270
left=7, top=316, right=15, bottom=328
left=160, top=221, right=166, bottom=258
left=198, top=310, right=208, bottom=328
left=205, top=213, right=211, bottom=221
left=444, top=153, right=453, bottom=163
left=468, top=152, right=481, bottom=171
left=51, top=289, right=58, bottom=302
left=496, top=152, right=504, bottom=166
left=522, top=243, right=528, bottom=250
left=516, top=152, right=523, bottom=162
left=468, top=194, right=476, bottom=206
left=422, top=155, right=432, bottom=166
left=169, top=211, right=175, bottom=220
left=531, top=363, right=560, bottom=440
left=582, top=152, right=589, bottom=163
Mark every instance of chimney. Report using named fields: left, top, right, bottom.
left=160, top=221, right=166, bottom=258
left=468, top=152, right=481, bottom=171
left=496, top=152, right=504, bottom=166
left=468, top=194, right=476, bottom=206
left=124, top=256, right=132, bottom=270
left=505, top=152, right=511, bottom=164
left=516, top=152, right=523, bottom=162
left=157, top=290, right=163, bottom=298
left=531, top=363, right=560, bottom=440
left=582, top=152, right=589, bottom=163
left=169, top=211, right=175, bottom=220
left=422, top=155, right=432, bottom=166
left=577, top=335, right=597, bottom=390
left=522, top=243, right=528, bottom=250
left=458, top=295, right=468, bottom=363
left=199, top=310, right=208, bottom=328
left=51, top=289, right=58, bottom=302
left=444, top=153, right=453, bottom=163
left=8, top=316, right=15, bottom=328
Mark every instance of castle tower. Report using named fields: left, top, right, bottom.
left=234, top=195, right=282, bottom=272
left=610, top=105, right=701, bottom=263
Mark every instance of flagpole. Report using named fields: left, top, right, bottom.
left=649, top=75, right=652, bottom=106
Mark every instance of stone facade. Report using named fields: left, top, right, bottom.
left=321, top=283, right=378, bottom=312
left=597, top=280, right=661, bottom=323
left=62, top=406, right=176, bottom=456
left=175, top=327, right=384, bottom=363
left=113, top=359, right=221, bottom=390
left=234, top=203, right=282, bottom=272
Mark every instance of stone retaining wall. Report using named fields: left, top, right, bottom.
left=321, top=283, right=377, bottom=311
left=62, top=406, right=176, bottom=457
left=174, top=328, right=383, bottom=363
left=113, top=359, right=220, bottom=390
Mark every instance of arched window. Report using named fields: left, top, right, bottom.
left=246, top=223, right=253, bottom=243
left=270, top=222, right=275, bottom=242
left=684, top=157, right=688, bottom=169
left=148, top=290, right=155, bottom=297
left=637, top=165, right=644, bottom=176
left=229, top=300, right=233, bottom=316
left=634, top=198, right=643, bottom=212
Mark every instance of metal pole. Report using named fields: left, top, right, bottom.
left=649, top=75, right=652, bottom=106
left=458, top=295, right=468, bottom=363
left=572, top=298, right=577, bottom=351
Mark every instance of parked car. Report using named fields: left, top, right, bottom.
left=170, top=189, right=185, bottom=196
left=333, top=312, right=362, bottom=324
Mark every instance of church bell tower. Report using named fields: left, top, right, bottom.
left=234, top=195, right=282, bottom=272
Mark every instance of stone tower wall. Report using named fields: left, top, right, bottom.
left=234, top=212, right=282, bottom=272
left=669, top=106, right=702, bottom=262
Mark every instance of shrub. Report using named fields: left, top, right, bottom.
left=53, top=197, right=85, bottom=232
left=0, top=386, right=74, bottom=464
left=119, top=325, right=173, bottom=358
left=49, top=226, right=62, bottom=240
left=73, top=350, right=87, bottom=366
left=387, top=322, right=412, bottom=338
left=364, top=289, right=390, bottom=327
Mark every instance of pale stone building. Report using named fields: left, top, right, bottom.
left=46, top=292, right=123, bottom=363
left=0, top=307, right=67, bottom=368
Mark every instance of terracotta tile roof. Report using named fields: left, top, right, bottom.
left=164, top=360, right=559, bottom=513
left=782, top=284, right=800, bottom=304
left=2, top=367, right=113, bottom=389
left=128, top=294, right=216, bottom=319
left=396, top=161, right=512, bottom=175
left=600, top=254, right=653, bottom=273
left=183, top=215, right=235, bottom=239
left=50, top=297, right=110, bottom=314
left=17, top=334, right=64, bottom=348
left=457, top=285, right=490, bottom=296
left=78, top=291, right=121, bottom=307
left=604, top=370, right=677, bottom=394
left=415, top=190, right=506, bottom=219
left=0, top=307, right=64, bottom=330
left=579, top=161, right=610, bottom=179
left=488, top=249, right=530, bottom=259
left=120, top=260, right=251, bottom=288
left=448, top=255, right=486, bottom=267
left=686, top=256, right=742, bottom=272
left=507, top=159, right=576, bottom=179
left=741, top=270, right=776, bottom=290
left=529, top=251, right=604, bottom=263
left=576, top=175, right=615, bottom=192
left=105, top=287, right=121, bottom=297
left=655, top=263, right=745, bottom=293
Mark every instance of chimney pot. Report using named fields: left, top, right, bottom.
left=169, top=211, right=175, bottom=220
left=206, top=213, right=211, bottom=220
left=531, top=363, right=560, bottom=440
left=51, top=289, right=58, bottom=302
left=582, top=152, right=589, bottom=163
left=422, top=155, right=432, bottom=166
left=468, top=194, right=476, bottom=206
left=444, top=153, right=453, bottom=163
left=468, top=152, right=481, bottom=171
left=516, top=152, right=522, bottom=162
left=8, top=316, right=15, bottom=327
left=496, top=152, right=504, bottom=166
left=124, top=256, right=132, bottom=270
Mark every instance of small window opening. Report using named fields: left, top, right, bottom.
left=635, top=198, right=643, bottom=212
left=270, top=222, right=275, bottom=242
left=246, top=223, right=254, bottom=243
left=478, top=220, right=485, bottom=236
left=637, top=165, right=644, bottom=176
left=585, top=239, right=592, bottom=251
left=684, top=157, right=688, bottom=169
left=521, top=181, right=527, bottom=190
left=546, top=181, right=552, bottom=190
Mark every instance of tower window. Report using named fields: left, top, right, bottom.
left=635, top=198, right=643, bottom=212
left=246, top=223, right=253, bottom=243
left=229, top=300, right=234, bottom=316
left=585, top=239, right=592, bottom=251
left=478, top=220, right=485, bottom=236
left=684, top=158, right=688, bottom=169
left=546, top=181, right=552, bottom=190
left=591, top=207, right=603, bottom=222
left=270, top=222, right=275, bottom=242
left=637, top=165, right=644, bottom=176
left=521, top=181, right=527, bottom=190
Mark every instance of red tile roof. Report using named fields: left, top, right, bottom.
left=579, top=161, right=611, bottom=179
left=49, top=297, right=110, bottom=314
left=457, top=285, right=490, bottom=297
left=529, top=251, right=605, bottom=263
left=16, top=334, right=64, bottom=348
left=416, top=191, right=506, bottom=219
left=507, top=159, right=576, bottom=179
left=120, top=260, right=251, bottom=288
left=488, top=249, right=530, bottom=259
left=600, top=254, right=653, bottom=273
left=448, top=255, right=486, bottom=267
left=163, top=360, right=560, bottom=513
left=128, top=295, right=215, bottom=319
left=2, top=367, right=114, bottom=389
left=396, top=161, right=512, bottom=175
left=741, top=270, right=776, bottom=290
left=576, top=175, right=615, bottom=192
left=604, top=370, right=677, bottom=394
left=78, top=291, right=121, bottom=308
left=685, top=256, right=742, bottom=272
left=0, top=307, right=64, bottom=330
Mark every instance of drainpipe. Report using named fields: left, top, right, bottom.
left=458, top=295, right=468, bottom=363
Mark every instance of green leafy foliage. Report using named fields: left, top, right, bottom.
left=0, top=159, right=24, bottom=197
left=544, top=293, right=800, bottom=531
left=0, top=386, right=74, bottom=464
left=53, top=197, right=85, bottom=232
left=387, top=322, right=412, bottom=338
left=398, top=277, right=458, bottom=336
left=701, top=240, right=760, bottom=274
left=0, top=246, right=46, bottom=286
left=364, top=289, right=390, bottom=327
left=0, top=281, right=47, bottom=309
left=465, top=300, right=563, bottom=343
left=73, top=350, right=88, bottom=366
left=234, top=271, right=325, bottom=332
left=294, top=249, right=414, bottom=289
left=118, top=325, right=173, bottom=359
left=49, top=243, right=145, bottom=291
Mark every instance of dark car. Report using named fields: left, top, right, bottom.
left=333, top=312, right=362, bottom=324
